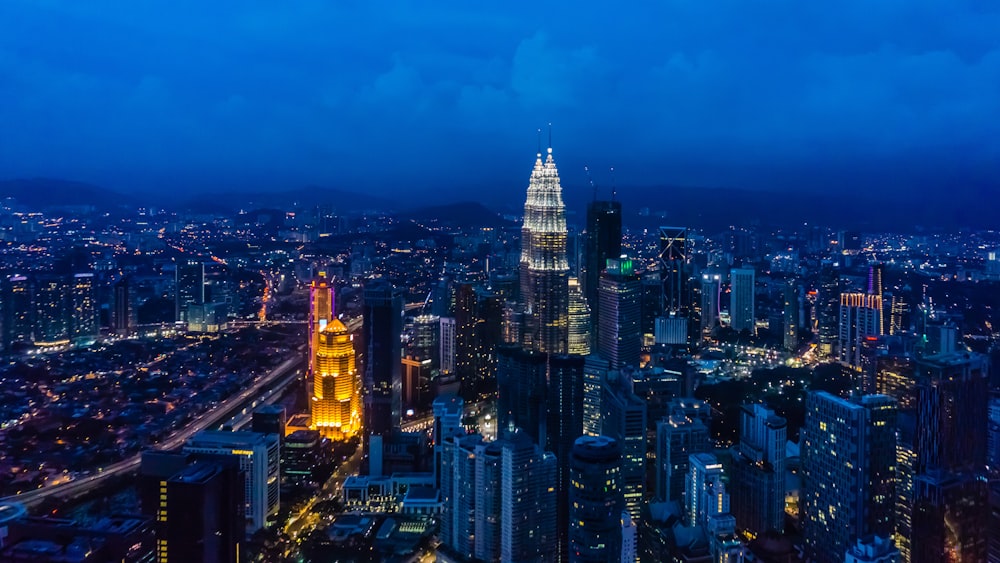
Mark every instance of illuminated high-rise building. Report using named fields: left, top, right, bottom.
left=817, top=262, right=841, bottom=358
left=597, top=257, right=641, bottom=369
left=308, top=272, right=334, bottom=385
left=311, top=318, right=361, bottom=440
left=34, top=274, right=69, bottom=346
left=5, top=275, right=34, bottom=346
left=70, top=272, right=98, bottom=343
left=176, top=259, right=205, bottom=323
left=731, top=404, right=787, bottom=539
left=730, top=267, right=756, bottom=335
left=567, top=277, right=592, bottom=356
left=519, top=145, right=570, bottom=355
left=783, top=280, right=798, bottom=352
left=839, top=292, right=884, bottom=368
left=700, top=273, right=721, bottom=340
left=801, top=392, right=897, bottom=563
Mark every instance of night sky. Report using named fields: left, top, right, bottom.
left=1, top=1, right=998, bottom=205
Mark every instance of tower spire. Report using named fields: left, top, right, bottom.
left=548, top=122, right=553, bottom=153
left=537, top=128, right=542, bottom=157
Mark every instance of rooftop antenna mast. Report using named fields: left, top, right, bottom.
left=610, top=167, right=617, bottom=201
left=537, top=128, right=542, bottom=156
left=585, top=166, right=597, bottom=201
left=548, top=122, right=552, bottom=151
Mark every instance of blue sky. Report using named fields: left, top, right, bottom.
left=1, top=1, right=998, bottom=205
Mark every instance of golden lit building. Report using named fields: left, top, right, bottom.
left=311, top=318, right=361, bottom=439
left=308, top=273, right=334, bottom=382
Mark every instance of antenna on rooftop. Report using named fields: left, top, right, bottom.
left=610, top=167, right=617, bottom=201
left=585, top=166, right=597, bottom=201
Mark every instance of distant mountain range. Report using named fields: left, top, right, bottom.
left=0, top=178, right=138, bottom=208
left=1, top=177, right=994, bottom=231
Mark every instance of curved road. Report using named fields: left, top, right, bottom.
left=3, top=354, right=304, bottom=508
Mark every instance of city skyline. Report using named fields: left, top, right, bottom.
left=1, top=1, right=998, bottom=205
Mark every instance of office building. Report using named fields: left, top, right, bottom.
left=113, top=276, right=132, bottom=335
left=730, top=267, right=755, bottom=334
left=584, top=199, right=622, bottom=324
left=439, top=316, right=456, bottom=375
left=817, top=262, right=841, bottom=358
left=783, top=280, right=798, bottom=351
left=282, top=430, right=321, bottom=488
left=700, top=273, right=721, bottom=340
left=600, top=371, right=647, bottom=519
left=183, top=431, right=280, bottom=533
left=156, top=461, right=243, bottom=563
left=500, top=427, right=558, bottom=562
left=658, top=226, right=688, bottom=315
left=362, top=279, right=403, bottom=438
left=519, top=145, right=570, bottom=355
left=839, top=292, right=884, bottom=368
left=620, top=512, right=637, bottom=563
left=433, top=394, right=465, bottom=489
left=567, top=277, right=592, bottom=356
left=251, top=405, right=286, bottom=442
left=801, top=392, right=897, bottom=563
left=655, top=410, right=712, bottom=503
left=569, top=436, right=624, bottom=563
left=597, top=257, right=641, bottom=369
left=176, top=259, right=205, bottom=323
left=686, top=453, right=729, bottom=528
left=909, top=351, right=990, bottom=562
left=731, top=404, right=786, bottom=539
left=311, top=318, right=361, bottom=440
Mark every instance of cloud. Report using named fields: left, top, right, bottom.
left=0, top=0, right=997, bottom=201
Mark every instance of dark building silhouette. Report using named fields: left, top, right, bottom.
left=158, top=462, right=244, bottom=563
left=597, top=258, right=641, bottom=369
left=362, top=279, right=402, bottom=439
left=583, top=200, right=622, bottom=327
left=569, top=435, right=624, bottom=563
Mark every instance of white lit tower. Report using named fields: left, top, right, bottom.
left=519, top=142, right=570, bottom=355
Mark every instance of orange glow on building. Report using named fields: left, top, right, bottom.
left=311, top=318, right=361, bottom=440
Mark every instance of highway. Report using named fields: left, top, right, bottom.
left=3, top=354, right=305, bottom=508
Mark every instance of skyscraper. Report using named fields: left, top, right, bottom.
left=839, top=292, right=884, bottom=368
left=600, top=371, right=647, bottom=520
left=183, top=431, right=280, bottom=533
left=69, top=272, right=97, bottom=343
left=113, top=276, right=131, bottom=336
left=362, top=279, right=403, bottom=438
left=700, top=273, right=721, bottom=340
left=597, top=257, right=641, bottom=369
left=801, top=392, right=897, bottom=563
left=567, top=277, right=592, bottom=356
left=569, top=436, right=624, bottom=563
left=501, top=427, right=558, bottom=562
left=311, top=318, right=361, bottom=440
left=5, top=275, right=33, bottom=346
left=34, top=274, right=68, bottom=345
left=730, top=267, right=755, bottom=334
left=783, top=280, right=798, bottom=352
left=308, top=272, right=334, bottom=388
left=176, top=259, right=205, bottom=323
left=658, top=226, right=688, bottom=315
left=156, top=461, right=244, bottom=563
left=817, top=262, right=841, bottom=358
left=655, top=411, right=712, bottom=503
left=731, top=404, right=786, bottom=539
left=519, top=145, right=570, bottom=355
left=584, top=200, right=622, bottom=325
left=909, top=351, right=990, bottom=562
left=685, top=452, right=730, bottom=528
